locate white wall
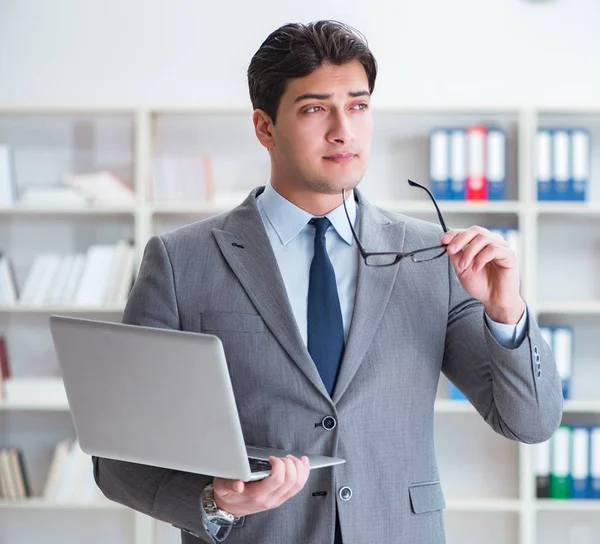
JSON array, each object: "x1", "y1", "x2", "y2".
[{"x1": 0, "y1": 0, "x2": 599, "y2": 109}]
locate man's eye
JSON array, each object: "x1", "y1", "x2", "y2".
[
  {"x1": 353, "y1": 103, "x2": 369, "y2": 111},
  {"x1": 305, "y1": 106, "x2": 324, "y2": 114}
]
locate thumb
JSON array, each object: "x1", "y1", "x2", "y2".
[{"x1": 215, "y1": 478, "x2": 245, "y2": 497}]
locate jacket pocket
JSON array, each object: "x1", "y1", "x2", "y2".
[
  {"x1": 201, "y1": 312, "x2": 264, "y2": 333},
  {"x1": 408, "y1": 481, "x2": 446, "y2": 514}
]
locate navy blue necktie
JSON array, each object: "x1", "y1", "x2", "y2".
[
  {"x1": 308, "y1": 218, "x2": 344, "y2": 544},
  {"x1": 307, "y1": 217, "x2": 344, "y2": 396}
]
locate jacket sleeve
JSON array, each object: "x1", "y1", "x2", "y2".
[
  {"x1": 92, "y1": 235, "x2": 220, "y2": 543},
  {"x1": 441, "y1": 256, "x2": 563, "y2": 444}
]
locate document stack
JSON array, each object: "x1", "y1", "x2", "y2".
[
  {"x1": 429, "y1": 126, "x2": 506, "y2": 201},
  {"x1": 537, "y1": 128, "x2": 591, "y2": 201}
]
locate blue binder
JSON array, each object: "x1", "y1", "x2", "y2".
[
  {"x1": 429, "y1": 129, "x2": 451, "y2": 200},
  {"x1": 570, "y1": 128, "x2": 590, "y2": 201},
  {"x1": 449, "y1": 128, "x2": 467, "y2": 200},
  {"x1": 537, "y1": 129, "x2": 553, "y2": 201},
  {"x1": 570, "y1": 427, "x2": 591, "y2": 499},
  {"x1": 553, "y1": 129, "x2": 571, "y2": 201},
  {"x1": 487, "y1": 128, "x2": 506, "y2": 200}
]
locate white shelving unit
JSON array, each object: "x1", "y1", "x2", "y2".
[{"x1": 0, "y1": 106, "x2": 599, "y2": 544}]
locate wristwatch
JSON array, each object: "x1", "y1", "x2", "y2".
[{"x1": 201, "y1": 483, "x2": 241, "y2": 527}]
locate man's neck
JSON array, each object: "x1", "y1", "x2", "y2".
[{"x1": 270, "y1": 180, "x2": 351, "y2": 217}]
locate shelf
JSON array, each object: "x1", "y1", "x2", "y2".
[
  {"x1": 536, "y1": 499, "x2": 600, "y2": 512},
  {"x1": 445, "y1": 499, "x2": 521, "y2": 512},
  {"x1": 536, "y1": 301, "x2": 600, "y2": 315},
  {"x1": 536, "y1": 202, "x2": 600, "y2": 216},
  {"x1": 0, "y1": 304, "x2": 125, "y2": 315},
  {"x1": 0, "y1": 205, "x2": 136, "y2": 217},
  {"x1": 562, "y1": 400, "x2": 600, "y2": 414},
  {"x1": 0, "y1": 498, "x2": 124, "y2": 510},
  {"x1": 0, "y1": 400, "x2": 69, "y2": 412},
  {"x1": 434, "y1": 399, "x2": 476, "y2": 413},
  {"x1": 369, "y1": 200, "x2": 521, "y2": 215}
]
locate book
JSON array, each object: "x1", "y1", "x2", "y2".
[
  {"x1": 486, "y1": 128, "x2": 506, "y2": 200},
  {"x1": 429, "y1": 129, "x2": 450, "y2": 200},
  {"x1": 466, "y1": 126, "x2": 487, "y2": 200},
  {"x1": 535, "y1": 439, "x2": 551, "y2": 498},
  {"x1": 549, "y1": 425, "x2": 571, "y2": 499}
]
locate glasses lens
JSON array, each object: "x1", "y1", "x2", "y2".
[
  {"x1": 365, "y1": 253, "x2": 402, "y2": 266},
  {"x1": 411, "y1": 248, "x2": 447, "y2": 263}
]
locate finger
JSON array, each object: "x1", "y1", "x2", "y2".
[
  {"x1": 278, "y1": 456, "x2": 309, "y2": 504},
  {"x1": 446, "y1": 226, "x2": 487, "y2": 256},
  {"x1": 251, "y1": 457, "x2": 286, "y2": 498},
  {"x1": 266, "y1": 456, "x2": 298, "y2": 505},
  {"x1": 213, "y1": 477, "x2": 245, "y2": 498},
  {"x1": 456, "y1": 234, "x2": 498, "y2": 271},
  {"x1": 440, "y1": 229, "x2": 462, "y2": 246},
  {"x1": 471, "y1": 244, "x2": 513, "y2": 272}
]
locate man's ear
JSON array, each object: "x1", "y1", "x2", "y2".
[{"x1": 253, "y1": 109, "x2": 276, "y2": 151}]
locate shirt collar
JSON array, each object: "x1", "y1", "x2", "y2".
[{"x1": 258, "y1": 182, "x2": 357, "y2": 246}]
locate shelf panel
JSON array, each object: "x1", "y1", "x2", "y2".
[
  {"x1": 0, "y1": 400, "x2": 69, "y2": 411},
  {"x1": 434, "y1": 399, "x2": 476, "y2": 413},
  {"x1": 537, "y1": 301, "x2": 600, "y2": 315},
  {"x1": 0, "y1": 305, "x2": 125, "y2": 315},
  {"x1": 536, "y1": 202, "x2": 600, "y2": 216},
  {"x1": 563, "y1": 400, "x2": 600, "y2": 413},
  {"x1": 379, "y1": 200, "x2": 522, "y2": 215},
  {"x1": 0, "y1": 498, "x2": 125, "y2": 510},
  {"x1": 0, "y1": 205, "x2": 136, "y2": 217},
  {"x1": 446, "y1": 499, "x2": 521, "y2": 512},
  {"x1": 536, "y1": 499, "x2": 600, "y2": 512}
]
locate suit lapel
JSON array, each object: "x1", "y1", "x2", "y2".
[
  {"x1": 332, "y1": 195, "x2": 406, "y2": 404},
  {"x1": 212, "y1": 188, "x2": 331, "y2": 401}
]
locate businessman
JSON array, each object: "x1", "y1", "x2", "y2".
[{"x1": 93, "y1": 20, "x2": 563, "y2": 544}]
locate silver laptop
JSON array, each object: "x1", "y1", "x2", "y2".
[{"x1": 49, "y1": 315, "x2": 345, "y2": 482}]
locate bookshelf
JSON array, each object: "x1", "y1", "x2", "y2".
[{"x1": 0, "y1": 106, "x2": 599, "y2": 544}]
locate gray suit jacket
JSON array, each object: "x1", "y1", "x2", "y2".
[{"x1": 93, "y1": 187, "x2": 563, "y2": 544}]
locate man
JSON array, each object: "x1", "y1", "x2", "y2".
[{"x1": 93, "y1": 20, "x2": 563, "y2": 544}]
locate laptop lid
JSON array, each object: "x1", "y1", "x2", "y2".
[{"x1": 49, "y1": 315, "x2": 254, "y2": 481}]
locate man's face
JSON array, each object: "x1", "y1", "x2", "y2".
[{"x1": 265, "y1": 60, "x2": 372, "y2": 196}]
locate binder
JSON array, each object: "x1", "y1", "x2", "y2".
[
  {"x1": 449, "y1": 129, "x2": 467, "y2": 200},
  {"x1": 429, "y1": 129, "x2": 451, "y2": 200},
  {"x1": 466, "y1": 126, "x2": 487, "y2": 200},
  {"x1": 448, "y1": 382, "x2": 467, "y2": 401},
  {"x1": 570, "y1": 427, "x2": 590, "y2": 499},
  {"x1": 487, "y1": 128, "x2": 506, "y2": 200},
  {"x1": 535, "y1": 439, "x2": 551, "y2": 498},
  {"x1": 540, "y1": 326, "x2": 553, "y2": 353},
  {"x1": 552, "y1": 129, "x2": 570, "y2": 201},
  {"x1": 591, "y1": 427, "x2": 600, "y2": 499},
  {"x1": 537, "y1": 130, "x2": 553, "y2": 201},
  {"x1": 570, "y1": 129, "x2": 590, "y2": 201},
  {"x1": 553, "y1": 327, "x2": 573, "y2": 399},
  {"x1": 549, "y1": 425, "x2": 571, "y2": 499}
]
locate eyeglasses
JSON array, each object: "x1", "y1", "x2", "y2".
[{"x1": 342, "y1": 179, "x2": 449, "y2": 267}]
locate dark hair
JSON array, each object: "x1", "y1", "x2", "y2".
[{"x1": 247, "y1": 20, "x2": 377, "y2": 124}]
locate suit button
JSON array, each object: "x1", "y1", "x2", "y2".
[
  {"x1": 322, "y1": 416, "x2": 337, "y2": 430},
  {"x1": 339, "y1": 486, "x2": 353, "y2": 501}
]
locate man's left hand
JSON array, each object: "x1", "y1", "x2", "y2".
[{"x1": 441, "y1": 226, "x2": 526, "y2": 325}]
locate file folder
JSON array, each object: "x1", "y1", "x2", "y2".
[
  {"x1": 553, "y1": 327, "x2": 573, "y2": 399},
  {"x1": 466, "y1": 126, "x2": 487, "y2": 200},
  {"x1": 449, "y1": 129, "x2": 467, "y2": 200},
  {"x1": 592, "y1": 427, "x2": 600, "y2": 499},
  {"x1": 487, "y1": 128, "x2": 506, "y2": 200},
  {"x1": 552, "y1": 129, "x2": 570, "y2": 201},
  {"x1": 535, "y1": 439, "x2": 551, "y2": 498},
  {"x1": 537, "y1": 130, "x2": 553, "y2": 201},
  {"x1": 570, "y1": 129, "x2": 590, "y2": 201},
  {"x1": 571, "y1": 427, "x2": 591, "y2": 499},
  {"x1": 430, "y1": 129, "x2": 451, "y2": 200},
  {"x1": 550, "y1": 425, "x2": 571, "y2": 499}
]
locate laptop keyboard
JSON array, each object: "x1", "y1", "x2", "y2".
[{"x1": 248, "y1": 457, "x2": 272, "y2": 473}]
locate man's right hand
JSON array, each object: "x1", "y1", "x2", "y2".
[{"x1": 213, "y1": 455, "x2": 311, "y2": 518}]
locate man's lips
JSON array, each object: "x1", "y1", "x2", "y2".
[{"x1": 324, "y1": 153, "x2": 356, "y2": 163}]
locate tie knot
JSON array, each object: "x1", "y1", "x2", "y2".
[{"x1": 310, "y1": 217, "x2": 331, "y2": 237}]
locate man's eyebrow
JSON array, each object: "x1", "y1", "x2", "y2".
[{"x1": 293, "y1": 90, "x2": 371, "y2": 103}]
